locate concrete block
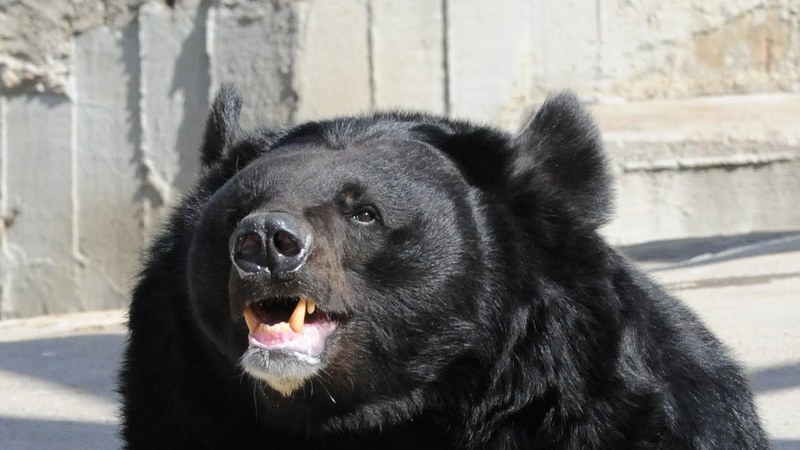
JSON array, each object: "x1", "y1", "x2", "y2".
[
  {"x1": 208, "y1": 1, "x2": 297, "y2": 127},
  {"x1": 595, "y1": 94, "x2": 800, "y2": 245},
  {"x1": 73, "y1": 25, "x2": 143, "y2": 311},
  {"x1": 1, "y1": 94, "x2": 78, "y2": 318},
  {"x1": 292, "y1": 0, "x2": 371, "y2": 121},
  {"x1": 370, "y1": 0, "x2": 445, "y2": 114},
  {"x1": 446, "y1": 0, "x2": 537, "y2": 127},
  {"x1": 139, "y1": 0, "x2": 209, "y2": 222}
]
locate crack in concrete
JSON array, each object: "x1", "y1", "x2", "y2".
[
  {"x1": 441, "y1": 0, "x2": 450, "y2": 116},
  {"x1": 622, "y1": 151, "x2": 799, "y2": 173},
  {"x1": 0, "y1": 96, "x2": 7, "y2": 318},
  {"x1": 366, "y1": 0, "x2": 375, "y2": 111},
  {"x1": 68, "y1": 51, "x2": 89, "y2": 268}
]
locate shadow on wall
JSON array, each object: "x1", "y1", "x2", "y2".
[{"x1": 168, "y1": 2, "x2": 211, "y2": 193}]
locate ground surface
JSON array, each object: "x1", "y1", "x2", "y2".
[{"x1": 0, "y1": 232, "x2": 798, "y2": 449}]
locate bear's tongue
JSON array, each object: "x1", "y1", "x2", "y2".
[{"x1": 243, "y1": 299, "x2": 335, "y2": 358}]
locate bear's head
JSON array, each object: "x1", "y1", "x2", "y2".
[{"x1": 184, "y1": 85, "x2": 611, "y2": 430}]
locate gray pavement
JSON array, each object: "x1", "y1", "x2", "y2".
[
  {"x1": 0, "y1": 232, "x2": 798, "y2": 449},
  {"x1": 0, "y1": 312, "x2": 125, "y2": 449}
]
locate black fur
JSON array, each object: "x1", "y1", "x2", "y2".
[
  {"x1": 200, "y1": 83, "x2": 242, "y2": 167},
  {"x1": 120, "y1": 87, "x2": 768, "y2": 449}
]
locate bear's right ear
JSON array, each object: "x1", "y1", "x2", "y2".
[{"x1": 201, "y1": 84, "x2": 242, "y2": 167}]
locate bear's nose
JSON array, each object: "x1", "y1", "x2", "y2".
[{"x1": 230, "y1": 212, "x2": 313, "y2": 277}]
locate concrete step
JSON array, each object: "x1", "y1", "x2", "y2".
[{"x1": 591, "y1": 93, "x2": 800, "y2": 245}]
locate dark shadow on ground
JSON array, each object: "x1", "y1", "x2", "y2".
[
  {"x1": 0, "y1": 417, "x2": 119, "y2": 450},
  {"x1": 752, "y1": 362, "x2": 800, "y2": 393},
  {"x1": 772, "y1": 439, "x2": 800, "y2": 450},
  {"x1": 0, "y1": 333, "x2": 125, "y2": 402},
  {"x1": 621, "y1": 231, "x2": 800, "y2": 271}
]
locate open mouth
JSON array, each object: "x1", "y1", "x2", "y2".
[{"x1": 243, "y1": 297, "x2": 337, "y2": 361}]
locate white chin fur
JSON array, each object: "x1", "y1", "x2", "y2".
[{"x1": 240, "y1": 347, "x2": 320, "y2": 397}]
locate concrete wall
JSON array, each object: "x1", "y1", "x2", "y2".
[{"x1": 1, "y1": 0, "x2": 799, "y2": 318}]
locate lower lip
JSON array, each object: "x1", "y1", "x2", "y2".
[{"x1": 248, "y1": 320, "x2": 338, "y2": 358}]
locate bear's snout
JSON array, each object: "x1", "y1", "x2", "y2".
[{"x1": 229, "y1": 212, "x2": 313, "y2": 278}]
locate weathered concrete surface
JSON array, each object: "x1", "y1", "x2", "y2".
[
  {"x1": 139, "y1": 0, "x2": 209, "y2": 225},
  {"x1": 0, "y1": 0, "x2": 143, "y2": 94},
  {"x1": 599, "y1": 0, "x2": 800, "y2": 101},
  {"x1": 446, "y1": 0, "x2": 800, "y2": 131},
  {"x1": 74, "y1": 25, "x2": 143, "y2": 313},
  {"x1": 208, "y1": 1, "x2": 297, "y2": 127},
  {"x1": 3, "y1": 0, "x2": 800, "y2": 110},
  {"x1": 371, "y1": 0, "x2": 446, "y2": 114},
  {"x1": 0, "y1": 233, "x2": 798, "y2": 449},
  {"x1": 210, "y1": 0, "x2": 373, "y2": 125},
  {"x1": 0, "y1": 97, "x2": 6, "y2": 315},
  {"x1": 446, "y1": 0, "x2": 535, "y2": 125},
  {"x1": 596, "y1": 93, "x2": 800, "y2": 245},
  {"x1": 293, "y1": 0, "x2": 372, "y2": 121},
  {"x1": 1, "y1": 95, "x2": 79, "y2": 318},
  {"x1": 1, "y1": 0, "x2": 800, "y2": 318}
]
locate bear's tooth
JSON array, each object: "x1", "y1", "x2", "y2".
[
  {"x1": 243, "y1": 307, "x2": 259, "y2": 334},
  {"x1": 289, "y1": 299, "x2": 306, "y2": 333},
  {"x1": 306, "y1": 299, "x2": 316, "y2": 315}
]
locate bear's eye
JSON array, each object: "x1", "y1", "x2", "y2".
[{"x1": 351, "y1": 207, "x2": 377, "y2": 224}]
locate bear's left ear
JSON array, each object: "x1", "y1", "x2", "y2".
[
  {"x1": 201, "y1": 83, "x2": 243, "y2": 167},
  {"x1": 512, "y1": 92, "x2": 612, "y2": 229}
]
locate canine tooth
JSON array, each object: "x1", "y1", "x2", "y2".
[
  {"x1": 306, "y1": 299, "x2": 316, "y2": 315},
  {"x1": 289, "y1": 299, "x2": 307, "y2": 333},
  {"x1": 243, "y1": 307, "x2": 259, "y2": 334}
]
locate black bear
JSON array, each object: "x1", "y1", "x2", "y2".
[{"x1": 119, "y1": 85, "x2": 768, "y2": 449}]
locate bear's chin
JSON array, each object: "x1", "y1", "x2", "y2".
[{"x1": 240, "y1": 346, "x2": 324, "y2": 396}]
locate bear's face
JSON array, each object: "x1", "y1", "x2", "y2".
[
  {"x1": 187, "y1": 134, "x2": 487, "y2": 399},
  {"x1": 178, "y1": 85, "x2": 611, "y2": 427}
]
